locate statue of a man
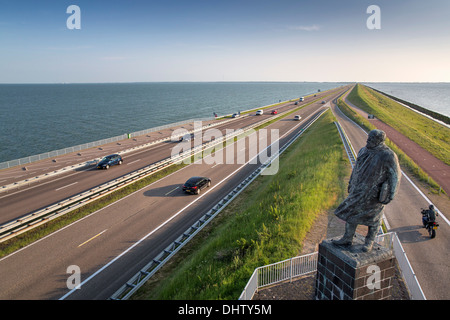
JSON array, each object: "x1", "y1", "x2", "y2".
[{"x1": 333, "y1": 129, "x2": 401, "y2": 252}]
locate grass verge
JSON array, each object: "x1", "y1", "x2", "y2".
[{"x1": 131, "y1": 109, "x2": 351, "y2": 300}]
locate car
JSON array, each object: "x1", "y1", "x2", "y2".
[
  {"x1": 321, "y1": 100, "x2": 326, "y2": 104},
  {"x1": 255, "y1": 110, "x2": 263, "y2": 115},
  {"x1": 179, "y1": 133, "x2": 193, "y2": 142},
  {"x1": 97, "y1": 154, "x2": 123, "y2": 169},
  {"x1": 271, "y1": 110, "x2": 278, "y2": 115},
  {"x1": 299, "y1": 97, "x2": 304, "y2": 102},
  {"x1": 294, "y1": 115, "x2": 301, "y2": 121},
  {"x1": 232, "y1": 113, "x2": 240, "y2": 118},
  {"x1": 182, "y1": 176, "x2": 211, "y2": 195}
]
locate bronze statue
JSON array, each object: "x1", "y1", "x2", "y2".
[{"x1": 333, "y1": 129, "x2": 401, "y2": 252}]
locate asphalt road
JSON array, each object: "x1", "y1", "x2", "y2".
[
  {"x1": 331, "y1": 94, "x2": 450, "y2": 300},
  {"x1": 0, "y1": 87, "x2": 349, "y2": 299}
]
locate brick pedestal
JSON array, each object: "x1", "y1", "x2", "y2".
[{"x1": 315, "y1": 234, "x2": 396, "y2": 300}]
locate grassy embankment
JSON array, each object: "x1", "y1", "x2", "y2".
[
  {"x1": 336, "y1": 84, "x2": 447, "y2": 193},
  {"x1": 132, "y1": 109, "x2": 351, "y2": 300}
]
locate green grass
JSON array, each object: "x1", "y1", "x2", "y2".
[
  {"x1": 347, "y1": 84, "x2": 450, "y2": 165},
  {"x1": 132, "y1": 109, "x2": 350, "y2": 300}
]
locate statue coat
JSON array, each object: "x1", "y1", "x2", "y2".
[{"x1": 334, "y1": 143, "x2": 401, "y2": 227}]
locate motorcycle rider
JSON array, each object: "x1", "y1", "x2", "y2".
[{"x1": 422, "y1": 204, "x2": 438, "y2": 227}]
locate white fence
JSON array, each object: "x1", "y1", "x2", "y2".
[
  {"x1": 239, "y1": 232, "x2": 426, "y2": 300},
  {"x1": 239, "y1": 252, "x2": 318, "y2": 300}
]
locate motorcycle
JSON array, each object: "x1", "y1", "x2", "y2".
[{"x1": 421, "y1": 208, "x2": 439, "y2": 239}]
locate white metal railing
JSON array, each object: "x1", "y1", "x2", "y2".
[
  {"x1": 239, "y1": 252, "x2": 318, "y2": 300},
  {"x1": 239, "y1": 232, "x2": 425, "y2": 300}
]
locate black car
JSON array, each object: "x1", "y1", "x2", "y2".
[
  {"x1": 182, "y1": 176, "x2": 211, "y2": 195},
  {"x1": 97, "y1": 154, "x2": 123, "y2": 169}
]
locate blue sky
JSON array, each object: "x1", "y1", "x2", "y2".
[{"x1": 1, "y1": 0, "x2": 449, "y2": 83}]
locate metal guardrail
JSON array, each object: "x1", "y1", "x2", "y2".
[
  {"x1": 109, "y1": 108, "x2": 329, "y2": 300},
  {"x1": 334, "y1": 121, "x2": 357, "y2": 168},
  {"x1": 0, "y1": 108, "x2": 292, "y2": 243}
]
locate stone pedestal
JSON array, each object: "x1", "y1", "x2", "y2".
[{"x1": 315, "y1": 234, "x2": 396, "y2": 300}]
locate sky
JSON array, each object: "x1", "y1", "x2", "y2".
[{"x1": 1, "y1": 0, "x2": 449, "y2": 83}]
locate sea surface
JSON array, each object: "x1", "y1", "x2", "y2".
[{"x1": 0, "y1": 82, "x2": 448, "y2": 163}]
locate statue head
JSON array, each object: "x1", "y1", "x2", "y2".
[{"x1": 366, "y1": 129, "x2": 386, "y2": 149}]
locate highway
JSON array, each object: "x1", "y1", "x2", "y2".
[
  {"x1": 331, "y1": 91, "x2": 450, "y2": 300},
  {"x1": 0, "y1": 86, "x2": 349, "y2": 299}
]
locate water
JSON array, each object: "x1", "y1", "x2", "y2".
[
  {"x1": 364, "y1": 82, "x2": 450, "y2": 118},
  {"x1": 0, "y1": 82, "x2": 345, "y2": 163}
]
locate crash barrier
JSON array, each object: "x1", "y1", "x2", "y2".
[
  {"x1": 108, "y1": 108, "x2": 329, "y2": 300},
  {"x1": 239, "y1": 232, "x2": 425, "y2": 300},
  {"x1": 0, "y1": 105, "x2": 310, "y2": 243},
  {"x1": 334, "y1": 121, "x2": 357, "y2": 168}
]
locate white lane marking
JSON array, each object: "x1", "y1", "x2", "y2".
[
  {"x1": 126, "y1": 159, "x2": 141, "y2": 166},
  {"x1": 78, "y1": 229, "x2": 108, "y2": 248},
  {"x1": 55, "y1": 182, "x2": 78, "y2": 191},
  {"x1": 165, "y1": 186, "x2": 179, "y2": 196}
]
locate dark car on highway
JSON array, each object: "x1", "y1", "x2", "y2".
[
  {"x1": 97, "y1": 154, "x2": 123, "y2": 169},
  {"x1": 182, "y1": 176, "x2": 211, "y2": 195}
]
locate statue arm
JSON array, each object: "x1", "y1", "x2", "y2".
[{"x1": 379, "y1": 153, "x2": 401, "y2": 204}]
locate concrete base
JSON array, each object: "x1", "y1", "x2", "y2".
[{"x1": 315, "y1": 234, "x2": 396, "y2": 300}]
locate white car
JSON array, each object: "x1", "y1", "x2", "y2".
[
  {"x1": 294, "y1": 115, "x2": 301, "y2": 121},
  {"x1": 179, "y1": 133, "x2": 192, "y2": 142},
  {"x1": 256, "y1": 110, "x2": 263, "y2": 115}
]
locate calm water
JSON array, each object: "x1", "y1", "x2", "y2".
[
  {"x1": 1, "y1": 82, "x2": 448, "y2": 163},
  {"x1": 0, "y1": 82, "x2": 345, "y2": 162}
]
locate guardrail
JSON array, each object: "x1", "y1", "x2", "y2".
[
  {"x1": 0, "y1": 106, "x2": 300, "y2": 243},
  {"x1": 334, "y1": 121, "x2": 357, "y2": 168},
  {"x1": 108, "y1": 108, "x2": 329, "y2": 300}
]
